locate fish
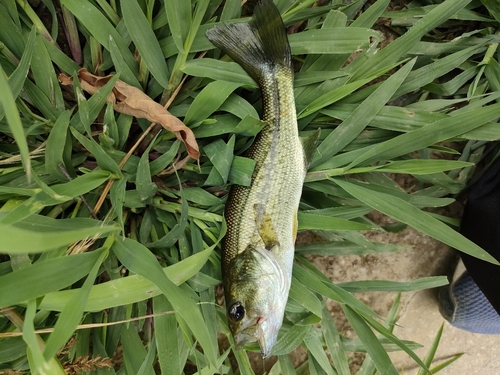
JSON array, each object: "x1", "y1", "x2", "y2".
[{"x1": 206, "y1": 0, "x2": 319, "y2": 358}]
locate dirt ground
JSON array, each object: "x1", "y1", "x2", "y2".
[{"x1": 291, "y1": 208, "x2": 500, "y2": 374}]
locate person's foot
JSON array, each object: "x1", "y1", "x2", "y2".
[
  {"x1": 439, "y1": 155, "x2": 500, "y2": 334},
  {"x1": 439, "y1": 259, "x2": 500, "y2": 334}
]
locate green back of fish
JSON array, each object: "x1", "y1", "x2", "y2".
[{"x1": 207, "y1": 0, "x2": 302, "y2": 267}]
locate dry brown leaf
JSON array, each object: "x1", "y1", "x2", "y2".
[{"x1": 59, "y1": 68, "x2": 200, "y2": 160}]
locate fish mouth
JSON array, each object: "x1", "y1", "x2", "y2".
[
  {"x1": 232, "y1": 316, "x2": 259, "y2": 350},
  {"x1": 257, "y1": 319, "x2": 280, "y2": 358},
  {"x1": 233, "y1": 330, "x2": 257, "y2": 351},
  {"x1": 233, "y1": 318, "x2": 280, "y2": 358}
]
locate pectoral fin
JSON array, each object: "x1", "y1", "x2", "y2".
[
  {"x1": 253, "y1": 203, "x2": 280, "y2": 250},
  {"x1": 301, "y1": 128, "x2": 321, "y2": 169}
]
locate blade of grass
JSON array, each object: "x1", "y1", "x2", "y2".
[
  {"x1": 3, "y1": 27, "x2": 36, "y2": 108},
  {"x1": 298, "y1": 212, "x2": 375, "y2": 231},
  {"x1": 358, "y1": 294, "x2": 401, "y2": 375},
  {"x1": 312, "y1": 58, "x2": 415, "y2": 166},
  {"x1": 0, "y1": 170, "x2": 112, "y2": 225},
  {"x1": 343, "y1": 305, "x2": 399, "y2": 375},
  {"x1": 153, "y1": 295, "x2": 181, "y2": 375},
  {"x1": 0, "y1": 213, "x2": 117, "y2": 254},
  {"x1": 322, "y1": 306, "x2": 350, "y2": 375},
  {"x1": 108, "y1": 35, "x2": 142, "y2": 88},
  {"x1": 137, "y1": 334, "x2": 157, "y2": 375},
  {"x1": 348, "y1": 102, "x2": 500, "y2": 168},
  {"x1": 289, "y1": 28, "x2": 378, "y2": 55},
  {"x1": 289, "y1": 276, "x2": 323, "y2": 317},
  {"x1": 31, "y1": 33, "x2": 64, "y2": 112},
  {"x1": 167, "y1": 0, "x2": 210, "y2": 90},
  {"x1": 303, "y1": 330, "x2": 335, "y2": 375},
  {"x1": 148, "y1": 173, "x2": 189, "y2": 248},
  {"x1": 298, "y1": 77, "x2": 373, "y2": 119},
  {"x1": 350, "y1": 0, "x2": 474, "y2": 80},
  {"x1": 41, "y1": 36, "x2": 80, "y2": 74},
  {"x1": 45, "y1": 110, "x2": 73, "y2": 182},
  {"x1": 334, "y1": 178, "x2": 499, "y2": 264},
  {"x1": 0, "y1": 2, "x2": 25, "y2": 57},
  {"x1": 0, "y1": 250, "x2": 105, "y2": 308},
  {"x1": 351, "y1": 0, "x2": 390, "y2": 28},
  {"x1": 61, "y1": 3, "x2": 82, "y2": 63},
  {"x1": 43, "y1": 244, "x2": 110, "y2": 360},
  {"x1": 0, "y1": 65, "x2": 31, "y2": 182},
  {"x1": 22, "y1": 300, "x2": 66, "y2": 375},
  {"x1": 181, "y1": 58, "x2": 257, "y2": 87},
  {"x1": 136, "y1": 141, "x2": 158, "y2": 203},
  {"x1": 307, "y1": 160, "x2": 473, "y2": 182},
  {"x1": 394, "y1": 43, "x2": 487, "y2": 98},
  {"x1": 165, "y1": 0, "x2": 191, "y2": 53},
  {"x1": 122, "y1": 0, "x2": 169, "y2": 88},
  {"x1": 61, "y1": 0, "x2": 138, "y2": 75},
  {"x1": 70, "y1": 127, "x2": 122, "y2": 177},
  {"x1": 39, "y1": 246, "x2": 215, "y2": 311},
  {"x1": 203, "y1": 136, "x2": 235, "y2": 186},
  {"x1": 337, "y1": 276, "x2": 448, "y2": 293},
  {"x1": 184, "y1": 80, "x2": 242, "y2": 126},
  {"x1": 272, "y1": 323, "x2": 313, "y2": 356},
  {"x1": 416, "y1": 323, "x2": 444, "y2": 375},
  {"x1": 111, "y1": 236, "x2": 218, "y2": 366},
  {"x1": 430, "y1": 353, "x2": 464, "y2": 373},
  {"x1": 121, "y1": 323, "x2": 152, "y2": 375}
]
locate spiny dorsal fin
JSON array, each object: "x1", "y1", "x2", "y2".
[
  {"x1": 205, "y1": 0, "x2": 291, "y2": 83},
  {"x1": 301, "y1": 128, "x2": 321, "y2": 169}
]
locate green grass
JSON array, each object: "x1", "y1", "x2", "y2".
[{"x1": 0, "y1": 0, "x2": 499, "y2": 373}]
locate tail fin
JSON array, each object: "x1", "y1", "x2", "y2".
[{"x1": 206, "y1": 0, "x2": 291, "y2": 83}]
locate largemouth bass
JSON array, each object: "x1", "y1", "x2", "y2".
[{"x1": 206, "y1": 0, "x2": 318, "y2": 357}]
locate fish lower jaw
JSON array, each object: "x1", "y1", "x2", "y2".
[
  {"x1": 233, "y1": 330, "x2": 258, "y2": 350},
  {"x1": 234, "y1": 316, "x2": 282, "y2": 357}
]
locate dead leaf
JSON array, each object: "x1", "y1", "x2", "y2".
[{"x1": 59, "y1": 68, "x2": 200, "y2": 160}]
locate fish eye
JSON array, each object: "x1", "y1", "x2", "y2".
[{"x1": 229, "y1": 302, "x2": 245, "y2": 321}]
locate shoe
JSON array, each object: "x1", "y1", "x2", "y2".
[
  {"x1": 439, "y1": 259, "x2": 500, "y2": 334},
  {"x1": 439, "y1": 156, "x2": 500, "y2": 333}
]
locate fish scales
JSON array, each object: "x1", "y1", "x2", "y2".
[
  {"x1": 206, "y1": 0, "x2": 312, "y2": 358},
  {"x1": 224, "y1": 69, "x2": 303, "y2": 269}
]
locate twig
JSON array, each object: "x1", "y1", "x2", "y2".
[
  {"x1": 0, "y1": 300, "x2": 219, "y2": 338},
  {"x1": 58, "y1": 163, "x2": 98, "y2": 219},
  {"x1": 0, "y1": 310, "x2": 176, "y2": 338},
  {"x1": 0, "y1": 141, "x2": 46, "y2": 165}
]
